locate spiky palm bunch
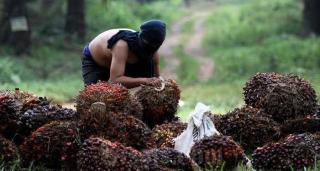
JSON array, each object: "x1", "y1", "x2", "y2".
[
  {"x1": 190, "y1": 135, "x2": 246, "y2": 170},
  {"x1": 79, "y1": 110, "x2": 153, "y2": 150},
  {"x1": 252, "y1": 133, "x2": 320, "y2": 171},
  {"x1": 213, "y1": 106, "x2": 280, "y2": 152},
  {"x1": 143, "y1": 148, "x2": 198, "y2": 171},
  {"x1": 244, "y1": 72, "x2": 317, "y2": 122},
  {"x1": 280, "y1": 115, "x2": 320, "y2": 138},
  {"x1": 135, "y1": 79, "x2": 181, "y2": 128},
  {"x1": 0, "y1": 90, "x2": 52, "y2": 144},
  {"x1": 0, "y1": 135, "x2": 17, "y2": 165},
  {"x1": 77, "y1": 137, "x2": 143, "y2": 171},
  {"x1": 151, "y1": 121, "x2": 187, "y2": 148},
  {"x1": 20, "y1": 121, "x2": 80, "y2": 169},
  {"x1": 18, "y1": 104, "x2": 77, "y2": 138},
  {"x1": 0, "y1": 93, "x2": 20, "y2": 139},
  {"x1": 76, "y1": 82, "x2": 143, "y2": 120}
]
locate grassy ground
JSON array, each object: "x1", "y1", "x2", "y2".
[{"x1": 0, "y1": 46, "x2": 83, "y2": 103}]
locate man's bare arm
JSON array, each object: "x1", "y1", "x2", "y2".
[
  {"x1": 153, "y1": 52, "x2": 160, "y2": 77},
  {"x1": 109, "y1": 40, "x2": 148, "y2": 88}
]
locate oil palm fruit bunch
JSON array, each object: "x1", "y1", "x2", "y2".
[
  {"x1": 0, "y1": 135, "x2": 17, "y2": 165},
  {"x1": 252, "y1": 133, "x2": 320, "y2": 171},
  {"x1": 76, "y1": 82, "x2": 143, "y2": 120},
  {"x1": 214, "y1": 106, "x2": 280, "y2": 152},
  {"x1": 280, "y1": 115, "x2": 320, "y2": 137},
  {"x1": 135, "y1": 79, "x2": 180, "y2": 128},
  {"x1": 244, "y1": 72, "x2": 317, "y2": 123},
  {"x1": 17, "y1": 104, "x2": 77, "y2": 139},
  {"x1": 151, "y1": 121, "x2": 186, "y2": 148},
  {"x1": 79, "y1": 102, "x2": 153, "y2": 150},
  {"x1": 208, "y1": 112, "x2": 223, "y2": 127},
  {"x1": 20, "y1": 121, "x2": 80, "y2": 169},
  {"x1": 0, "y1": 90, "x2": 51, "y2": 143},
  {"x1": 0, "y1": 92, "x2": 20, "y2": 139},
  {"x1": 77, "y1": 137, "x2": 144, "y2": 171},
  {"x1": 190, "y1": 135, "x2": 246, "y2": 170},
  {"x1": 143, "y1": 148, "x2": 199, "y2": 171}
]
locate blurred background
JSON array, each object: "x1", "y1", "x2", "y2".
[{"x1": 0, "y1": 0, "x2": 319, "y2": 120}]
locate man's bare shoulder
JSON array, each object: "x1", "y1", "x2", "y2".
[{"x1": 113, "y1": 39, "x2": 128, "y2": 49}]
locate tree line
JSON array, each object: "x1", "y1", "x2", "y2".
[{"x1": 0, "y1": 0, "x2": 319, "y2": 55}]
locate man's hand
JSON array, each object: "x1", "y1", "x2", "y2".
[{"x1": 144, "y1": 77, "x2": 162, "y2": 87}]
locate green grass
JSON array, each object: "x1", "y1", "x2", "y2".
[
  {"x1": 177, "y1": 81, "x2": 244, "y2": 121},
  {"x1": 0, "y1": 46, "x2": 83, "y2": 103},
  {"x1": 175, "y1": 44, "x2": 200, "y2": 85},
  {"x1": 203, "y1": 0, "x2": 320, "y2": 82}
]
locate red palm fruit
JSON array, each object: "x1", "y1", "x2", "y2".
[
  {"x1": 280, "y1": 115, "x2": 320, "y2": 138},
  {"x1": 151, "y1": 121, "x2": 187, "y2": 148},
  {"x1": 0, "y1": 135, "x2": 17, "y2": 165},
  {"x1": 244, "y1": 72, "x2": 317, "y2": 123},
  {"x1": 20, "y1": 121, "x2": 80, "y2": 170},
  {"x1": 0, "y1": 90, "x2": 52, "y2": 144},
  {"x1": 252, "y1": 133, "x2": 320, "y2": 171},
  {"x1": 213, "y1": 106, "x2": 280, "y2": 153},
  {"x1": 134, "y1": 79, "x2": 181, "y2": 128},
  {"x1": 190, "y1": 135, "x2": 246, "y2": 170},
  {"x1": 77, "y1": 137, "x2": 144, "y2": 171},
  {"x1": 79, "y1": 109, "x2": 154, "y2": 150},
  {"x1": 143, "y1": 148, "x2": 199, "y2": 171},
  {"x1": 76, "y1": 82, "x2": 143, "y2": 120}
]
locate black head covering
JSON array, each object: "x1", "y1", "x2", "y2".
[
  {"x1": 138, "y1": 19, "x2": 166, "y2": 54},
  {"x1": 107, "y1": 19, "x2": 166, "y2": 60},
  {"x1": 107, "y1": 20, "x2": 166, "y2": 78}
]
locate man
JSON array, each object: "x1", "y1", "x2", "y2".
[{"x1": 82, "y1": 19, "x2": 166, "y2": 88}]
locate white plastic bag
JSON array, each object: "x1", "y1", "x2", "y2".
[{"x1": 174, "y1": 102, "x2": 220, "y2": 156}]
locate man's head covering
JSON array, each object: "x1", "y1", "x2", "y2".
[
  {"x1": 138, "y1": 19, "x2": 166, "y2": 53},
  {"x1": 108, "y1": 19, "x2": 166, "y2": 60}
]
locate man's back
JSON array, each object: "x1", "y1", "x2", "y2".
[{"x1": 88, "y1": 28, "x2": 135, "y2": 67}]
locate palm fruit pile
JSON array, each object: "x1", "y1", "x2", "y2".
[
  {"x1": 190, "y1": 135, "x2": 246, "y2": 170},
  {"x1": 0, "y1": 90, "x2": 51, "y2": 143},
  {"x1": 135, "y1": 79, "x2": 180, "y2": 128},
  {"x1": 213, "y1": 106, "x2": 280, "y2": 152},
  {"x1": 77, "y1": 137, "x2": 144, "y2": 171},
  {"x1": 0, "y1": 91, "x2": 20, "y2": 139},
  {"x1": 252, "y1": 133, "x2": 320, "y2": 171},
  {"x1": 143, "y1": 148, "x2": 198, "y2": 171},
  {"x1": 20, "y1": 121, "x2": 80, "y2": 169},
  {"x1": 280, "y1": 115, "x2": 320, "y2": 137},
  {"x1": 0, "y1": 135, "x2": 17, "y2": 165},
  {"x1": 79, "y1": 108, "x2": 154, "y2": 150},
  {"x1": 76, "y1": 82, "x2": 143, "y2": 120},
  {"x1": 151, "y1": 121, "x2": 187, "y2": 148},
  {"x1": 17, "y1": 104, "x2": 77, "y2": 140},
  {"x1": 243, "y1": 72, "x2": 317, "y2": 123}
]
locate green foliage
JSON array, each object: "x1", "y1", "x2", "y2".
[
  {"x1": 0, "y1": 0, "x2": 185, "y2": 103},
  {"x1": 177, "y1": 0, "x2": 320, "y2": 120},
  {"x1": 206, "y1": 0, "x2": 302, "y2": 48},
  {"x1": 203, "y1": 0, "x2": 320, "y2": 91},
  {"x1": 175, "y1": 45, "x2": 200, "y2": 85},
  {"x1": 87, "y1": 0, "x2": 183, "y2": 38},
  {"x1": 0, "y1": 46, "x2": 82, "y2": 103}
]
